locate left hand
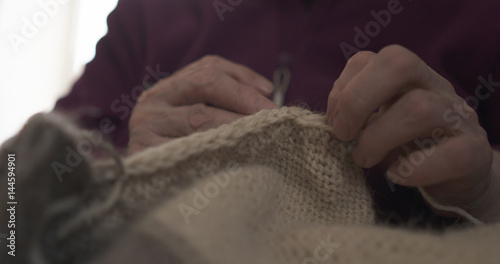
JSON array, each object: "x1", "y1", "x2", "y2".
[{"x1": 326, "y1": 45, "x2": 500, "y2": 223}]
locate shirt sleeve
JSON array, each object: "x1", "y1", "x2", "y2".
[{"x1": 54, "y1": 0, "x2": 147, "y2": 150}]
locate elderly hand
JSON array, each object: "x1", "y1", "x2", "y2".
[
  {"x1": 327, "y1": 45, "x2": 500, "y2": 223},
  {"x1": 128, "y1": 55, "x2": 276, "y2": 154}
]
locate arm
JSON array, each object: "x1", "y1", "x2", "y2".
[
  {"x1": 56, "y1": 0, "x2": 276, "y2": 154},
  {"x1": 54, "y1": 0, "x2": 147, "y2": 149}
]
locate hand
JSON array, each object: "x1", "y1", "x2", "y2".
[
  {"x1": 128, "y1": 55, "x2": 276, "y2": 154},
  {"x1": 326, "y1": 45, "x2": 500, "y2": 222}
]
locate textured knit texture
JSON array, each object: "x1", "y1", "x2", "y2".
[{"x1": 1, "y1": 107, "x2": 499, "y2": 264}]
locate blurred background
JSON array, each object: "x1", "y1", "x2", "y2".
[{"x1": 0, "y1": 0, "x2": 119, "y2": 144}]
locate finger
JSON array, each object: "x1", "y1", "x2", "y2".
[
  {"x1": 152, "y1": 104, "x2": 245, "y2": 136},
  {"x1": 195, "y1": 55, "x2": 274, "y2": 96},
  {"x1": 331, "y1": 45, "x2": 444, "y2": 141},
  {"x1": 176, "y1": 72, "x2": 277, "y2": 115},
  {"x1": 128, "y1": 104, "x2": 245, "y2": 154},
  {"x1": 128, "y1": 129, "x2": 172, "y2": 155},
  {"x1": 385, "y1": 135, "x2": 491, "y2": 187},
  {"x1": 327, "y1": 51, "x2": 376, "y2": 125},
  {"x1": 352, "y1": 89, "x2": 453, "y2": 168}
]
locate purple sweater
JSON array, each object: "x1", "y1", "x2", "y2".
[{"x1": 56, "y1": 0, "x2": 499, "y2": 149}]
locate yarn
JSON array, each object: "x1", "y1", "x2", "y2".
[{"x1": 1, "y1": 107, "x2": 498, "y2": 264}]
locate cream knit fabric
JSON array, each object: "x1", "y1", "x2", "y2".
[{"x1": 1, "y1": 107, "x2": 499, "y2": 264}]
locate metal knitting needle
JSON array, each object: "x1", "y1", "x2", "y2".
[{"x1": 272, "y1": 65, "x2": 291, "y2": 107}]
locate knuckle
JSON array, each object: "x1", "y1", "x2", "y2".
[
  {"x1": 379, "y1": 44, "x2": 411, "y2": 57},
  {"x1": 234, "y1": 86, "x2": 250, "y2": 109},
  {"x1": 348, "y1": 51, "x2": 376, "y2": 68},
  {"x1": 199, "y1": 54, "x2": 222, "y2": 66},
  {"x1": 338, "y1": 88, "x2": 367, "y2": 117},
  {"x1": 187, "y1": 104, "x2": 214, "y2": 131},
  {"x1": 440, "y1": 78, "x2": 455, "y2": 93},
  {"x1": 130, "y1": 103, "x2": 173, "y2": 133},
  {"x1": 137, "y1": 77, "x2": 173, "y2": 104},
  {"x1": 190, "y1": 68, "x2": 219, "y2": 91},
  {"x1": 460, "y1": 103, "x2": 481, "y2": 126},
  {"x1": 137, "y1": 87, "x2": 156, "y2": 103},
  {"x1": 402, "y1": 90, "x2": 435, "y2": 123},
  {"x1": 379, "y1": 45, "x2": 422, "y2": 77}
]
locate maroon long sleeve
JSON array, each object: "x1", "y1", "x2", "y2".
[{"x1": 56, "y1": 0, "x2": 500, "y2": 150}]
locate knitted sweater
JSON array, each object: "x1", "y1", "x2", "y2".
[{"x1": 1, "y1": 107, "x2": 499, "y2": 264}]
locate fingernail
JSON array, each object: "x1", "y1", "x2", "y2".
[
  {"x1": 332, "y1": 113, "x2": 351, "y2": 140},
  {"x1": 255, "y1": 78, "x2": 274, "y2": 94}
]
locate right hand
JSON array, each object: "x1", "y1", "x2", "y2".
[{"x1": 128, "y1": 55, "x2": 277, "y2": 154}]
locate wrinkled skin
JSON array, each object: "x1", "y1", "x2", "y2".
[
  {"x1": 129, "y1": 46, "x2": 500, "y2": 223},
  {"x1": 326, "y1": 45, "x2": 500, "y2": 223},
  {"x1": 128, "y1": 55, "x2": 277, "y2": 154}
]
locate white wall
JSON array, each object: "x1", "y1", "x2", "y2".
[{"x1": 0, "y1": 0, "x2": 119, "y2": 145}]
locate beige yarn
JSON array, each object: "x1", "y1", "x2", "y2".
[{"x1": 1, "y1": 107, "x2": 499, "y2": 264}]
